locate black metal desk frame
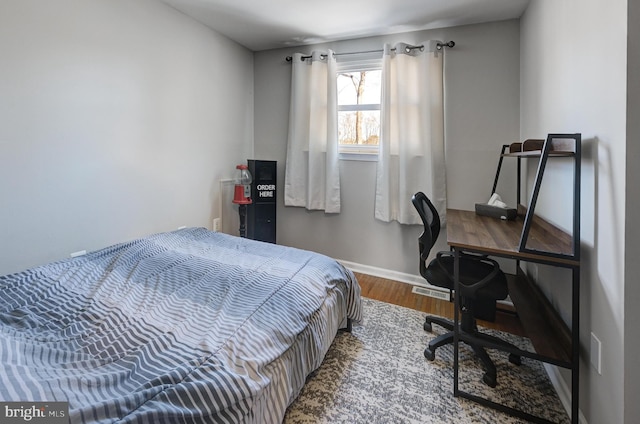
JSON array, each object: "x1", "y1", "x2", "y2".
[{"x1": 450, "y1": 134, "x2": 581, "y2": 424}]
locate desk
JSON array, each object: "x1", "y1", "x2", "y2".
[{"x1": 447, "y1": 208, "x2": 579, "y2": 424}]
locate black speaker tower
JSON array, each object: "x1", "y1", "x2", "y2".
[{"x1": 247, "y1": 160, "x2": 276, "y2": 243}]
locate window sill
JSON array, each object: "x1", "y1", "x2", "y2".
[{"x1": 339, "y1": 152, "x2": 379, "y2": 162}]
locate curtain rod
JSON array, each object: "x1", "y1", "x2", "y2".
[{"x1": 285, "y1": 40, "x2": 454, "y2": 62}]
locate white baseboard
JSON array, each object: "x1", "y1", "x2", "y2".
[
  {"x1": 544, "y1": 364, "x2": 588, "y2": 424},
  {"x1": 337, "y1": 259, "x2": 455, "y2": 297},
  {"x1": 337, "y1": 259, "x2": 427, "y2": 287}
]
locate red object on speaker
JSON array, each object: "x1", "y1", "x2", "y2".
[{"x1": 232, "y1": 164, "x2": 252, "y2": 205}]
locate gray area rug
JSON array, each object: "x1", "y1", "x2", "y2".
[{"x1": 284, "y1": 298, "x2": 569, "y2": 423}]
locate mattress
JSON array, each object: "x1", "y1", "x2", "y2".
[{"x1": 0, "y1": 228, "x2": 362, "y2": 423}]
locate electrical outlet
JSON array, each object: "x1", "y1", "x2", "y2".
[
  {"x1": 590, "y1": 332, "x2": 602, "y2": 374},
  {"x1": 213, "y1": 218, "x2": 221, "y2": 232}
]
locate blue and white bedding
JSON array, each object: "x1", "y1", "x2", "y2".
[{"x1": 0, "y1": 228, "x2": 361, "y2": 423}]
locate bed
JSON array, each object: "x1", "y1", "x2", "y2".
[{"x1": 0, "y1": 228, "x2": 361, "y2": 423}]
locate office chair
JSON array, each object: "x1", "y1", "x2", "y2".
[{"x1": 412, "y1": 192, "x2": 521, "y2": 387}]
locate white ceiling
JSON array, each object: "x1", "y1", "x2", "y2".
[{"x1": 161, "y1": 0, "x2": 531, "y2": 51}]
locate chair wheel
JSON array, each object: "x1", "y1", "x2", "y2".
[
  {"x1": 508, "y1": 353, "x2": 521, "y2": 366},
  {"x1": 482, "y1": 372, "x2": 497, "y2": 388},
  {"x1": 423, "y1": 321, "x2": 432, "y2": 332},
  {"x1": 424, "y1": 348, "x2": 435, "y2": 361}
]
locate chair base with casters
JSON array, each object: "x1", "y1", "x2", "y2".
[{"x1": 423, "y1": 303, "x2": 522, "y2": 388}]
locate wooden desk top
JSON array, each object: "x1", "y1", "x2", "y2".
[{"x1": 446, "y1": 209, "x2": 579, "y2": 267}]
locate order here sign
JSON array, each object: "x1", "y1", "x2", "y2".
[{"x1": 257, "y1": 184, "x2": 275, "y2": 198}]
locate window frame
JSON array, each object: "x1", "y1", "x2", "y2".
[{"x1": 336, "y1": 58, "x2": 383, "y2": 161}]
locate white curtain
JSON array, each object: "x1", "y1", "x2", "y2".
[
  {"x1": 284, "y1": 50, "x2": 340, "y2": 213},
  {"x1": 375, "y1": 41, "x2": 446, "y2": 225}
]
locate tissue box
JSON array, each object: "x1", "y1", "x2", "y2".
[{"x1": 475, "y1": 203, "x2": 517, "y2": 220}]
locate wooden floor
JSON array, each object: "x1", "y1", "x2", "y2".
[{"x1": 354, "y1": 272, "x2": 526, "y2": 337}]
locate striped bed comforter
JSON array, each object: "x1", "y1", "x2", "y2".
[{"x1": 0, "y1": 228, "x2": 362, "y2": 423}]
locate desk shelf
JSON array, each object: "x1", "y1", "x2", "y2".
[
  {"x1": 507, "y1": 269, "x2": 572, "y2": 365},
  {"x1": 505, "y1": 137, "x2": 578, "y2": 157},
  {"x1": 491, "y1": 134, "x2": 581, "y2": 262}
]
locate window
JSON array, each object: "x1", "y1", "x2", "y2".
[{"x1": 337, "y1": 59, "x2": 382, "y2": 160}]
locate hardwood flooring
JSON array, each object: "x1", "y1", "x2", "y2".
[{"x1": 354, "y1": 272, "x2": 526, "y2": 337}]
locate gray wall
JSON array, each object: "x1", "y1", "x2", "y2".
[
  {"x1": 0, "y1": 0, "x2": 254, "y2": 275},
  {"x1": 253, "y1": 19, "x2": 520, "y2": 279},
  {"x1": 520, "y1": 1, "x2": 628, "y2": 422},
  {"x1": 625, "y1": 0, "x2": 639, "y2": 422}
]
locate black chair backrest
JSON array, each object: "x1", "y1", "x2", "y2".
[{"x1": 412, "y1": 192, "x2": 441, "y2": 266}]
